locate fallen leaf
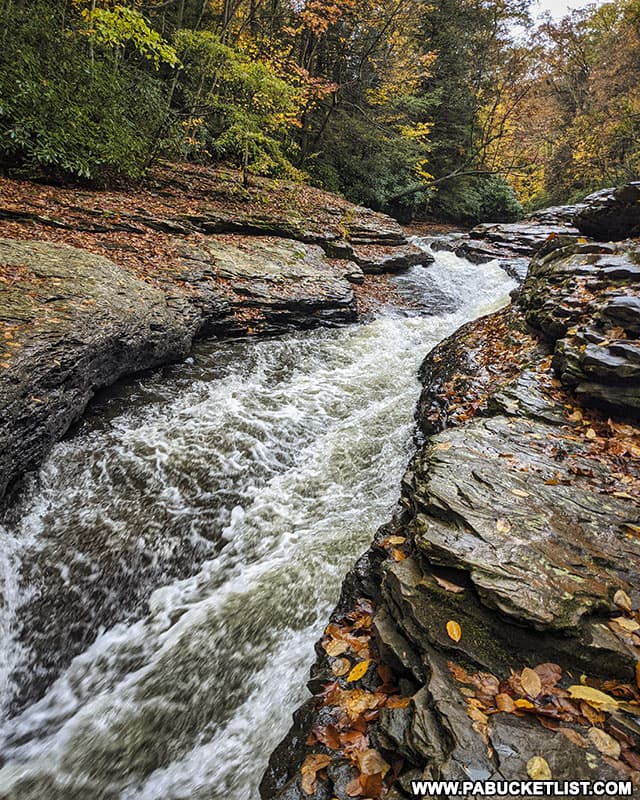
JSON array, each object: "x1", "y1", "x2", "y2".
[
  {"x1": 511, "y1": 489, "x2": 530, "y2": 498},
  {"x1": 496, "y1": 518, "x2": 512, "y2": 533},
  {"x1": 391, "y1": 548, "x2": 406, "y2": 562},
  {"x1": 567, "y1": 685, "x2": 618, "y2": 711},
  {"x1": 386, "y1": 535, "x2": 406, "y2": 545},
  {"x1": 347, "y1": 660, "x2": 370, "y2": 683},
  {"x1": 588, "y1": 727, "x2": 621, "y2": 759},
  {"x1": 614, "y1": 590, "x2": 633, "y2": 613},
  {"x1": 496, "y1": 693, "x2": 516, "y2": 713},
  {"x1": 325, "y1": 639, "x2": 349, "y2": 656},
  {"x1": 561, "y1": 727, "x2": 589, "y2": 748},
  {"x1": 357, "y1": 748, "x2": 390, "y2": 777},
  {"x1": 521, "y1": 667, "x2": 542, "y2": 699},
  {"x1": 385, "y1": 695, "x2": 411, "y2": 708},
  {"x1": 446, "y1": 620, "x2": 462, "y2": 642},
  {"x1": 301, "y1": 753, "x2": 332, "y2": 795},
  {"x1": 515, "y1": 698, "x2": 535, "y2": 709},
  {"x1": 433, "y1": 575, "x2": 465, "y2": 594},
  {"x1": 585, "y1": 428, "x2": 597, "y2": 439},
  {"x1": 568, "y1": 410, "x2": 583, "y2": 422},
  {"x1": 527, "y1": 756, "x2": 552, "y2": 780},
  {"x1": 331, "y1": 658, "x2": 351, "y2": 677},
  {"x1": 613, "y1": 617, "x2": 640, "y2": 633}
]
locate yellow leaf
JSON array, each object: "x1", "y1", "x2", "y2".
[
  {"x1": 567, "y1": 685, "x2": 618, "y2": 711},
  {"x1": 386, "y1": 535, "x2": 406, "y2": 545},
  {"x1": 613, "y1": 616, "x2": 640, "y2": 632},
  {"x1": 521, "y1": 667, "x2": 542, "y2": 699},
  {"x1": 496, "y1": 518, "x2": 512, "y2": 534},
  {"x1": 613, "y1": 589, "x2": 633, "y2": 613},
  {"x1": 587, "y1": 727, "x2": 621, "y2": 759},
  {"x1": 527, "y1": 756, "x2": 552, "y2": 780},
  {"x1": 346, "y1": 660, "x2": 370, "y2": 683},
  {"x1": 585, "y1": 428, "x2": 597, "y2": 439},
  {"x1": 515, "y1": 698, "x2": 535, "y2": 709},
  {"x1": 568, "y1": 409, "x2": 583, "y2": 422},
  {"x1": 446, "y1": 620, "x2": 462, "y2": 642}
]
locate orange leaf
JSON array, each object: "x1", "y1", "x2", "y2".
[{"x1": 446, "y1": 620, "x2": 462, "y2": 642}]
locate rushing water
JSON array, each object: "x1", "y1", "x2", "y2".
[{"x1": 0, "y1": 244, "x2": 516, "y2": 799}]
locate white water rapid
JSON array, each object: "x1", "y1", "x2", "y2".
[{"x1": 0, "y1": 244, "x2": 517, "y2": 799}]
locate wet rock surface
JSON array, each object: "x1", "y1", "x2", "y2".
[
  {"x1": 0, "y1": 238, "x2": 199, "y2": 503},
  {"x1": 262, "y1": 205, "x2": 640, "y2": 798},
  {"x1": 0, "y1": 169, "x2": 428, "y2": 502},
  {"x1": 574, "y1": 184, "x2": 640, "y2": 241}
]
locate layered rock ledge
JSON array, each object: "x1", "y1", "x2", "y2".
[
  {"x1": 0, "y1": 165, "x2": 431, "y2": 502},
  {"x1": 262, "y1": 201, "x2": 640, "y2": 799}
]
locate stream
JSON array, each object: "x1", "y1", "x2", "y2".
[{"x1": 0, "y1": 243, "x2": 517, "y2": 799}]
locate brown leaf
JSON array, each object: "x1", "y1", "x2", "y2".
[
  {"x1": 301, "y1": 753, "x2": 332, "y2": 795},
  {"x1": 356, "y1": 748, "x2": 390, "y2": 777},
  {"x1": 391, "y1": 548, "x2": 406, "y2": 562},
  {"x1": 560, "y1": 727, "x2": 589, "y2": 748},
  {"x1": 534, "y1": 663, "x2": 563, "y2": 691},
  {"x1": 496, "y1": 693, "x2": 516, "y2": 713},
  {"x1": 521, "y1": 667, "x2": 543, "y2": 699},
  {"x1": 314, "y1": 724, "x2": 340, "y2": 750},
  {"x1": 614, "y1": 589, "x2": 633, "y2": 613},
  {"x1": 446, "y1": 620, "x2": 462, "y2": 642},
  {"x1": 385, "y1": 695, "x2": 411, "y2": 708},
  {"x1": 433, "y1": 575, "x2": 466, "y2": 594}
]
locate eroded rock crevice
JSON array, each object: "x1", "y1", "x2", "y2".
[{"x1": 262, "y1": 188, "x2": 640, "y2": 799}]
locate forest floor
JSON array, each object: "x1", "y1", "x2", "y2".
[{"x1": 0, "y1": 162, "x2": 417, "y2": 315}]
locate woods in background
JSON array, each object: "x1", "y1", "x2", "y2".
[{"x1": 0, "y1": 0, "x2": 638, "y2": 222}]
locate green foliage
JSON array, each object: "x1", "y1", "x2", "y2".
[
  {"x1": 0, "y1": 2, "x2": 172, "y2": 181},
  {"x1": 82, "y1": 5, "x2": 179, "y2": 68},
  {"x1": 428, "y1": 175, "x2": 523, "y2": 225},
  {"x1": 308, "y1": 109, "x2": 430, "y2": 213},
  {"x1": 173, "y1": 30, "x2": 304, "y2": 178}
]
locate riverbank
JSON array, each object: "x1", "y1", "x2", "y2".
[
  {"x1": 262, "y1": 192, "x2": 640, "y2": 798},
  {"x1": 0, "y1": 163, "x2": 432, "y2": 503}
]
